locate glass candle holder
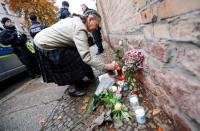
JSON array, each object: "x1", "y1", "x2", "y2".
[
  {"x1": 129, "y1": 94, "x2": 139, "y2": 110},
  {"x1": 135, "y1": 106, "x2": 146, "y2": 124}
]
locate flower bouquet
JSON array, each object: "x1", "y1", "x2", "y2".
[
  {"x1": 120, "y1": 49, "x2": 144, "y2": 94},
  {"x1": 88, "y1": 74, "x2": 131, "y2": 128},
  {"x1": 122, "y1": 49, "x2": 144, "y2": 84},
  {"x1": 87, "y1": 48, "x2": 144, "y2": 128}
]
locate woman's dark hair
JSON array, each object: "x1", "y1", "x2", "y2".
[
  {"x1": 84, "y1": 10, "x2": 101, "y2": 20},
  {"x1": 71, "y1": 11, "x2": 101, "y2": 24},
  {"x1": 71, "y1": 13, "x2": 87, "y2": 23}
]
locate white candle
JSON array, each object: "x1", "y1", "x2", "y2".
[
  {"x1": 135, "y1": 106, "x2": 146, "y2": 124},
  {"x1": 129, "y1": 94, "x2": 139, "y2": 110}
]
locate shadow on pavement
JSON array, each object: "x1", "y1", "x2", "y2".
[{"x1": 0, "y1": 71, "x2": 30, "y2": 100}]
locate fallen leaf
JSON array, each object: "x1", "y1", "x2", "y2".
[
  {"x1": 158, "y1": 127, "x2": 164, "y2": 131},
  {"x1": 82, "y1": 96, "x2": 90, "y2": 111},
  {"x1": 108, "y1": 127, "x2": 116, "y2": 131},
  {"x1": 81, "y1": 104, "x2": 88, "y2": 111},
  {"x1": 152, "y1": 108, "x2": 161, "y2": 116},
  {"x1": 57, "y1": 115, "x2": 63, "y2": 120},
  {"x1": 99, "y1": 105, "x2": 105, "y2": 112},
  {"x1": 83, "y1": 96, "x2": 90, "y2": 104}
]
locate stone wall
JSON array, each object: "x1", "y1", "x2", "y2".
[{"x1": 96, "y1": 0, "x2": 200, "y2": 130}]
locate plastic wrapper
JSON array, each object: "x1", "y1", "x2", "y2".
[{"x1": 95, "y1": 73, "x2": 115, "y2": 96}]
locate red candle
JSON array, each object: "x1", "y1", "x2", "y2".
[
  {"x1": 118, "y1": 75, "x2": 125, "y2": 81},
  {"x1": 117, "y1": 67, "x2": 123, "y2": 76}
]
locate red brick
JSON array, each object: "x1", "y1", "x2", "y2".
[
  {"x1": 141, "y1": 69, "x2": 196, "y2": 130},
  {"x1": 176, "y1": 45, "x2": 200, "y2": 79},
  {"x1": 152, "y1": 107, "x2": 192, "y2": 130},
  {"x1": 142, "y1": 75, "x2": 160, "y2": 96},
  {"x1": 151, "y1": 43, "x2": 169, "y2": 62},
  {"x1": 175, "y1": 90, "x2": 200, "y2": 123},
  {"x1": 173, "y1": 114, "x2": 192, "y2": 131},
  {"x1": 140, "y1": 5, "x2": 158, "y2": 24},
  {"x1": 142, "y1": 42, "x2": 169, "y2": 62},
  {"x1": 151, "y1": 68, "x2": 200, "y2": 123},
  {"x1": 151, "y1": 68, "x2": 199, "y2": 95},
  {"x1": 170, "y1": 18, "x2": 200, "y2": 43},
  {"x1": 159, "y1": 0, "x2": 200, "y2": 19}
]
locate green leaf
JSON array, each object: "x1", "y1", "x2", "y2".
[{"x1": 88, "y1": 95, "x2": 101, "y2": 112}]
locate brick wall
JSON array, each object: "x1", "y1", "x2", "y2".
[{"x1": 97, "y1": 0, "x2": 200, "y2": 130}]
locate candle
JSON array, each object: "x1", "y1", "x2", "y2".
[{"x1": 129, "y1": 94, "x2": 139, "y2": 110}]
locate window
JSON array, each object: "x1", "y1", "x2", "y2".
[{"x1": 1, "y1": 3, "x2": 8, "y2": 14}]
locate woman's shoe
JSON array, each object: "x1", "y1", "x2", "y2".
[
  {"x1": 68, "y1": 90, "x2": 86, "y2": 97},
  {"x1": 96, "y1": 51, "x2": 103, "y2": 55}
]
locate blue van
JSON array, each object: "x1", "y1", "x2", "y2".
[{"x1": 0, "y1": 43, "x2": 26, "y2": 81}]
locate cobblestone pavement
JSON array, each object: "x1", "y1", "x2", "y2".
[{"x1": 41, "y1": 43, "x2": 177, "y2": 131}]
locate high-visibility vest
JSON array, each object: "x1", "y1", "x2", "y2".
[{"x1": 26, "y1": 41, "x2": 35, "y2": 53}]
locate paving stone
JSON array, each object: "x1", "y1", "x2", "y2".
[
  {"x1": 133, "y1": 123, "x2": 138, "y2": 127},
  {"x1": 58, "y1": 123, "x2": 63, "y2": 129},
  {"x1": 126, "y1": 126, "x2": 132, "y2": 131},
  {"x1": 148, "y1": 122, "x2": 156, "y2": 129},
  {"x1": 137, "y1": 124, "x2": 146, "y2": 130},
  {"x1": 68, "y1": 121, "x2": 74, "y2": 127}
]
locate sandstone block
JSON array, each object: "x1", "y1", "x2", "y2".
[
  {"x1": 159, "y1": 0, "x2": 200, "y2": 19},
  {"x1": 170, "y1": 18, "x2": 200, "y2": 43},
  {"x1": 153, "y1": 23, "x2": 170, "y2": 39}
]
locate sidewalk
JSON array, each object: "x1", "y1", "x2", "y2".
[
  {"x1": 0, "y1": 78, "x2": 68, "y2": 131},
  {"x1": 41, "y1": 42, "x2": 177, "y2": 131}
]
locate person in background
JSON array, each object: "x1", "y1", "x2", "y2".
[
  {"x1": 29, "y1": 14, "x2": 47, "y2": 73},
  {"x1": 34, "y1": 11, "x2": 115, "y2": 97},
  {"x1": 29, "y1": 14, "x2": 46, "y2": 38},
  {"x1": 59, "y1": 1, "x2": 71, "y2": 19},
  {"x1": 0, "y1": 27, "x2": 3, "y2": 32},
  {"x1": 0, "y1": 17, "x2": 40, "y2": 78},
  {"x1": 81, "y1": 4, "x2": 104, "y2": 55}
]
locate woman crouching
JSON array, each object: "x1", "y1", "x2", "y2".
[{"x1": 34, "y1": 11, "x2": 115, "y2": 97}]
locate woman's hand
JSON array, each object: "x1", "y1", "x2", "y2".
[{"x1": 104, "y1": 63, "x2": 115, "y2": 71}]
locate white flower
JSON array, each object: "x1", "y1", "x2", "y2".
[
  {"x1": 115, "y1": 103, "x2": 122, "y2": 111},
  {"x1": 117, "y1": 81, "x2": 124, "y2": 87},
  {"x1": 111, "y1": 86, "x2": 117, "y2": 92},
  {"x1": 122, "y1": 66, "x2": 127, "y2": 72},
  {"x1": 117, "y1": 87, "x2": 122, "y2": 92}
]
